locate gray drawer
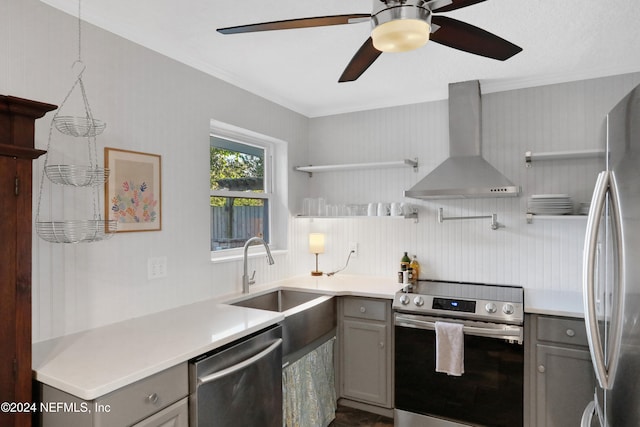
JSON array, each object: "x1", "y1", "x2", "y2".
[
  {"x1": 343, "y1": 297, "x2": 388, "y2": 321},
  {"x1": 95, "y1": 363, "x2": 188, "y2": 427},
  {"x1": 536, "y1": 316, "x2": 589, "y2": 347}
]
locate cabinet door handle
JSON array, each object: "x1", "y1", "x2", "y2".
[
  {"x1": 538, "y1": 365, "x2": 545, "y2": 373},
  {"x1": 566, "y1": 328, "x2": 576, "y2": 337},
  {"x1": 146, "y1": 392, "x2": 159, "y2": 404},
  {"x1": 360, "y1": 306, "x2": 366, "y2": 313},
  {"x1": 379, "y1": 341, "x2": 385, "y2": 349}
]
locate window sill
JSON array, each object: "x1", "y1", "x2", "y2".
[{"x1": 210, "y1": 249, "x2": 288, "y2": 264}]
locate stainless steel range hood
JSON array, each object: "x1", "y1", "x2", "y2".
[{"x1": 404, "y1": 80, "x2": 520, "y2": 199}]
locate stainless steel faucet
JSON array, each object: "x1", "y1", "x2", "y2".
[{"x1": 242, "y1": 237, "x2": 275, "y2": 293}]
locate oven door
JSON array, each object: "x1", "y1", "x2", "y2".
[{"x1": 394, "y1": 313, "x2": 524, "y2": 427}]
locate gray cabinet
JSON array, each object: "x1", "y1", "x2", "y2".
[
  {"x1": 132, "y1": 398, "x2": 188, "y2": 427},
  {"x1": 526, "y1": 314, "x2": 596, "y2": 426},
  {"x1": 39, "y1": 363, "x2": 188, "y2": 427},
  {"x1": 338, "y1": 297, "x2": 392, "y2": 409}
]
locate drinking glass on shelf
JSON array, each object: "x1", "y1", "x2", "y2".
[
  {"x1": 390, "y1": 202, "x2": 404, "y2": 216},
  {"x1": 317, "y1": 198, "x2": 326, "y2": 216},
  {"x1": 377, "y1": 202, "x2": 390, "y2": 216},
  {"x1": 302, "y1": 198, "x2": 315, "y2": 216}
]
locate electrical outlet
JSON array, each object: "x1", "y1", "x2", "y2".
[
  {"x1": 147, "y1": 256, "x2": 167, "y2": 280},
  {"x1": 349, "y1": 242, "x2": 358, "y2": 258}
]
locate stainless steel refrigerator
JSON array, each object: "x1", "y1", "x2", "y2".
[{"x1": 581, "y1": 83, "x2": 640, "y2": 426}]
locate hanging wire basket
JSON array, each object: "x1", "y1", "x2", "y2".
[
  {"x1": 45, "y1": 165, "x2": 109, "y2": 186},
  {"x1": 35, "y1": 0, "x2": 117, "y2": 244},
  {"x1": 36, "y1": 220, "x2": 117, "y2": 244},
  {"x1": 53, "y1": 115, "x2": 106, "y2": 137}
]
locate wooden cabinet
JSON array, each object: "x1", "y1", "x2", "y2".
[
  {"x1": 338, "y1": 297, "x2": 392, "y2": 410},
  {"x1": 525, "y1": 314, "x2": 596, "y2": 426},
  {"x1": 38, "y1": 363, "x2": 188, "y2": 427},
  {"x1": 0, "y1": 96, "x2": 55, "y2": 427}
]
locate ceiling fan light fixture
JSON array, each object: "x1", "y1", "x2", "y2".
[
  {"x1": 371, "y1": 1, "x2": 432, "y2": 53},
  {"x1": 372, "y1": 18, "x2": 430, "y2": 52}
]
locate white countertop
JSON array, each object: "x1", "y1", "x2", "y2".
[
  {"x1": 246, "y1": 274, "x2": 403, "y2": 300},
  {"x1": 32, "y1": 275, "x2": 402, "y2": 401},
  {"x1": 32, "y1": 274, "x2": 584, "y2": 401},
  {"x1": 32, "y1": 300, "x2": 283, "y2": 401},
  {"x1": 525, "y1": 289, "x2": 584, "y2": 318}
]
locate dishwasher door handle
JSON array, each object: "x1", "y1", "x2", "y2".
[{"x1": 197, "y1": 338, "x2": 283, "y2": 388}]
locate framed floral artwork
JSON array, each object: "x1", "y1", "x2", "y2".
[{"x1": 105, "y1": 148, "x2": 161, "y2": 232}]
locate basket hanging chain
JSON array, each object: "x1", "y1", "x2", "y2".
[
  {"x1": 35, "y1": 0, "x2": 104, "y2": 224},
  {"x1": 77, "y1": 0, "x2": 82, "y2": 64}
]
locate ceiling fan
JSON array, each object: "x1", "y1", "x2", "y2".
[{"x1": 217, "y1": 0, "x2": 522, "y2": 83}]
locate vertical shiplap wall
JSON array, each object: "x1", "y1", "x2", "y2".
[
  {"x1": 295, "y1": 74, "x2": 640, "y2": 290},
  {"x1": 3, "y1": 0, "x2": 308, "y2": 341}
]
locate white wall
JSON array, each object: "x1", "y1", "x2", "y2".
[
  {"x1": 294, "y1": 74, "x2": 640, "y2": 290},
  {"x1": 2, "y1": 0, "x2": 309, "y2": 342}
]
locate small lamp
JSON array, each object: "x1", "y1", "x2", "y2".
[{"x1": 309, "y1": 233, "x2": 325, "y2": 276}]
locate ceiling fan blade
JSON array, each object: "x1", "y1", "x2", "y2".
[
  {"x1": 338, "y1": 37, "x2": 382, "y2": 83},
  {"x1": 430, "y1": 16, "x2": 522, "y2": 60},
  {"x1": 217, "y1": 14, "x2": 370, "y2": 34},
  {"x1": 430, "y1": 0, "x2": 487, "y2": 13}
]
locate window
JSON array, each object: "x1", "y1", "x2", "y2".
[{"x1": 210, "y1": 136, "x2": 272, "y2": 252}]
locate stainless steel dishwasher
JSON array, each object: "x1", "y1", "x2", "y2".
[{"x1": 189, "y1": 325, "x2": 282, "y2": 427}]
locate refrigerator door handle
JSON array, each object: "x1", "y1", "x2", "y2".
[
  {"x1": 605, "y1": 171, "x2": 624, "y2": 386},
  {"x1": 580, "y1": 401, "x2": 597, "y2": 427},
  {"x1": 583, "y1": 171, "x2": 612, "y2": 389}
]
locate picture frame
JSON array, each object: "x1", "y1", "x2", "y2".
[{"x1": 105, "y1": 147, "x2": 162, "y2": 232}]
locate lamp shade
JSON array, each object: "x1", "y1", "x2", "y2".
[
  {"x1": 309, "y1": 233, "x2": 325, "y2": 254},
  {"x1": 372, "y1": 19, "x2": 430, "y2": 52}
]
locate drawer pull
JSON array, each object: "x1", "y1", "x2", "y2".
[
  {"x1": 360, "y1": 306, "x2": 366, "y2": 313},
  {"x1": 146, "y1": 393, "x2": 159, "y2": 405},
  {"x1": 538, "y1": 365, "x2": 545, "y2": 373},
  {"x1": 566, "y1": 329, "x2": 576, "y2": 337},
  {"x1": 379, "y1": 341, "x2": 385, "y2": 349}
]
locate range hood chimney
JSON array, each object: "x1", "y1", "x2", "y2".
[{"x1": 404, "y1": 80, "x2": 519, "y2": 199}]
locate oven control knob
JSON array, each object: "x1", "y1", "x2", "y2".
[
  {"x1": 503, "y1": 304, "x2": 515, "y2": 315},
  {"x1": 485, "y1": 303, "x2": 497, "y2": 314},
  {"x1": 399, "y1": 294, "x2": 410, "y2": 305},
  {"x1": 413, "y1": 296, "x2": 425, "y2": 307}
]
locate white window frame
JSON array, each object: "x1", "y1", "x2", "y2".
[{"x1": 209, "y1": 120, "x2": 287, "y2": 260}]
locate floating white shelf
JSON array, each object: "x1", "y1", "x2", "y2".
[
  {"x1": 296, "y1": 212, "x2": 419, "y2": 222},
  {"x1": 526, "y1": 213, "x2": 589, "y2": 224},
  {"x1": 525, "y1": 149, "x2": 604, "y2": 167},
  {"x1": 295, "y1": 158, "x2": 418, "y2": 176}
]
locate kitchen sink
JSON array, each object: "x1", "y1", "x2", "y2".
[
  {"x1": 230, "y1": 289, "x2": 321, "y2": 313},
  {"x1": 228, "y1": 289, "x2": 336, "y2": 365}
]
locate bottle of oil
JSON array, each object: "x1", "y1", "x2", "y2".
[{"x1": 409, "y1": 255, "x2": 420, "y2": 284}]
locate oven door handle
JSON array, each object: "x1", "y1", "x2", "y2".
[{"x1": 395, "y1": 314, "x2": 523, "y2": 343}]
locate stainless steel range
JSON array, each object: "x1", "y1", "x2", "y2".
[{"x1": 393, "y1": 280, "x2": 525, "y2": 427}]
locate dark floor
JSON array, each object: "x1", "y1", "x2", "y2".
[{"x1": 329, "y1": 405, "x2": 394, "y2": 427}]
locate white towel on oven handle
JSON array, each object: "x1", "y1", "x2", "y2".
[{"x1": 435, "y1": 321, "x2": 464, "y2": 376}]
